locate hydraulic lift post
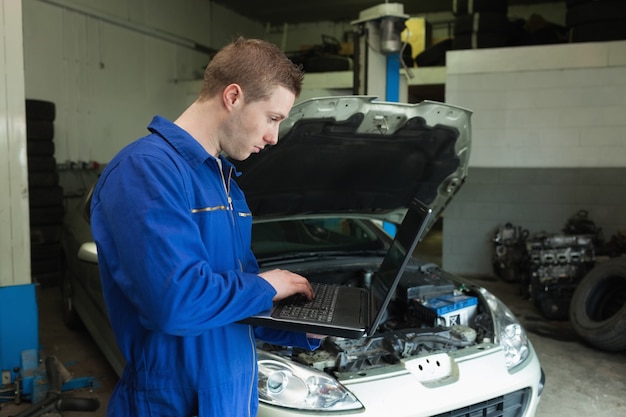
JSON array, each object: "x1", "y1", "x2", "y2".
[
  {"x1": 352, "y1": 3, "x2": 408, "y2": 237},
  {"x1": 351, "y1": 2, "x2": 409, "y2": 102}
]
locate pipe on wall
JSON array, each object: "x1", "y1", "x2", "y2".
[{"x1": 37, "y1": 0, "x2": 217, "y2": 55}]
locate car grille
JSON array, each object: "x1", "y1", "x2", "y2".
[{"x1": 432, "y1": 388, "x2": 531, "y2": 417}]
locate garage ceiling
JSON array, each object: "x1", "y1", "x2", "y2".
[{"x1": 213, "y1": 0, "x2": 562, "y2": 25}]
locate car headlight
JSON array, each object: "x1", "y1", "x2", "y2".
[
  {"x1": 478, "y1": 288, "x2": 530, "y2": 370},
  {"x1": 257, "y1": 351, "x2": 363, "y2": 411}
]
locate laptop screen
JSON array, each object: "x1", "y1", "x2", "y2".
[{"x1": 369, "y1": 198, "x2": 433, "y2": 334}]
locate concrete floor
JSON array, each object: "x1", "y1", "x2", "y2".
[{"x1": 2, "y1": 230, "x2": 625, "y2": 416}]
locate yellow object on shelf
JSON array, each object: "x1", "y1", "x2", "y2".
[{"x1": 402, "y1": 17, "x2": 432, "y2": 61}]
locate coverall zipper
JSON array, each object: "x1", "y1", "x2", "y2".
[{"x1": 220, "y1": 160, "x2": 256, "y2": 415}]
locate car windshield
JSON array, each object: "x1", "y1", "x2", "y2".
[{"x1": 251, "y1": 218, "x2": 386, "y2": 259}]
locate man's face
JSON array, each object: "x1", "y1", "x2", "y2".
[{"x1": 221, "y1": 86, "x2": 295, "y2": 161}]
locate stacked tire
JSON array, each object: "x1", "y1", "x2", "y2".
[
  {"x1": 451, "y1": 0, "x2": 515, "y2": 50},
  {"x1": 569, "y1": 257, "x2": 626, "y2": 352},
  {"x1": 26, "y1": 99, "x2": 64, "y2": 287},
  {"x1": 567, "y1": 0, "x2": 626, "y2": 43}
]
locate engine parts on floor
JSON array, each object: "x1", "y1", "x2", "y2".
[
  {"x1": 492, "y1": 222, "x2": 530, "y2": 285},
  {"x1": 526, "y1": 231, "x2": 596, "y2": 320},
  {"x1": 491, "y1": 210, "x2": 616, "y2": 320}
]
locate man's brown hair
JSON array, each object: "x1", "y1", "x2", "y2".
[{"x1": 199, "y1": 37, "x2": 304, "y2": 103}]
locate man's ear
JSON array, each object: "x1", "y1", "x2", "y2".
[{"x1": 223, "y1": 84, "x2": 243, "y2": 110}]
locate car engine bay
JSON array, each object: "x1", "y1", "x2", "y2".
[{"x1": 258, "y1": 262, "x2": 495, "y2": 375}]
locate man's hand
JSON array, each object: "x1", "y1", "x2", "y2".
[{"x1": 258, "y1": 269, "x2": 314, "y2": 301}]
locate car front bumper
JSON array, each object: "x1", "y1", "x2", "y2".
[{"x1": 258, "y1": 342, "x2": 543, "y2": 417}]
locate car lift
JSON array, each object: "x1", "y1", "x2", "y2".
[
  {"x1": 351, "y1": 2, "x2": 409, "y2": 101},
  {"x1": 352, "y1": 2, "x2": 409, "y2": 236}
]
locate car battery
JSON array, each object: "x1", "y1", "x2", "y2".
[{"x1": 409, "y1": 294, "x2": 478, "y2": 327}]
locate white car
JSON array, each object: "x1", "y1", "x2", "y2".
[{"x1": 62, "y1": 96, "x2": 544, "y2": 417}]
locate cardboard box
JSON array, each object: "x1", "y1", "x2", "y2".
[{"x1": 401, "y1": 17, "x2": 432, "y2": 60}]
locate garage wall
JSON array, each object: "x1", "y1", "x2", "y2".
[
  {"x1": 443, "y1": 41, "x2": 626, "y2": 275},
  {"x1": 22, "y1": 0, "x2": 265, "y2": 165}
]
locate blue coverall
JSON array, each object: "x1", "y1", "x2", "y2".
[{"x1": 91, "y1": 116, "x2": 319, "y2": 416}]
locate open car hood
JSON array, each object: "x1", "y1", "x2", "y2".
[{"x1": 232, "y1": 96, "x2": 471, "y2": 229}]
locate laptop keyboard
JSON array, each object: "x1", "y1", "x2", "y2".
[{"x1": 276, "y1": 282, "x2": 339, "y2": 322}]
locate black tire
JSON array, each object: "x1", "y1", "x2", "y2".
[
  {"x1": 454, "y1": 13, "x2": 513, "y2": 36},
  {"x1": 30, "y1": 224, "x2": 62, "y2": 245},
  {"x1": 30, "y1": 242, "x2": 61, "y2": 260},
  {"x1": 453, "y1": 0, "x2": 508, "y2": 15},
  {"x1": 28, "y1": 171, "x2": 59, "y2": 188},
  {"x1": 26, "y1": 119, "x2": 54, "y2": 140},
  {"x1": 25, "y1": 99, "x2": 55, "y2": 121},
  {"x1": 28, "y1": 156, "x2": 57, "y2": 172},
  {"x1": 569, "y1": 20, "x2": 626, "y2": 43},
  {"x1": 31, "y1": 257, "x2": 62, "y2": 272},
  {"x1": 29, "y1": 205, "x2": 65, "y2": 226},
  {"x1": 27, "y1": 140, "x2": 55, "y2": 156},
  {"x1": 569, "y1": 257, "x2": 626, "y2": 351},
  {"x1": 29, "y1": 186, "x2": 64, "y2": 207},
  {"x1": 566, "y1": 1, "x2": 626, "y2": 27},
  {"x1": 567, "y1": 0, "x2": 618, "y2": 5}
]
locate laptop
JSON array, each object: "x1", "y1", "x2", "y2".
[{"x1": 241, "y1": 197, "x2": 434, "y2": 338}]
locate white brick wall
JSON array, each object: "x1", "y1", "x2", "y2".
[{"x1": 446, "y1": 41, "x2": 626, "y2": 168}]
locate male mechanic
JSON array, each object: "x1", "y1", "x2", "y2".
[{"x1": 90, "y1": 37, "x2": 320, "y2": 416}]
